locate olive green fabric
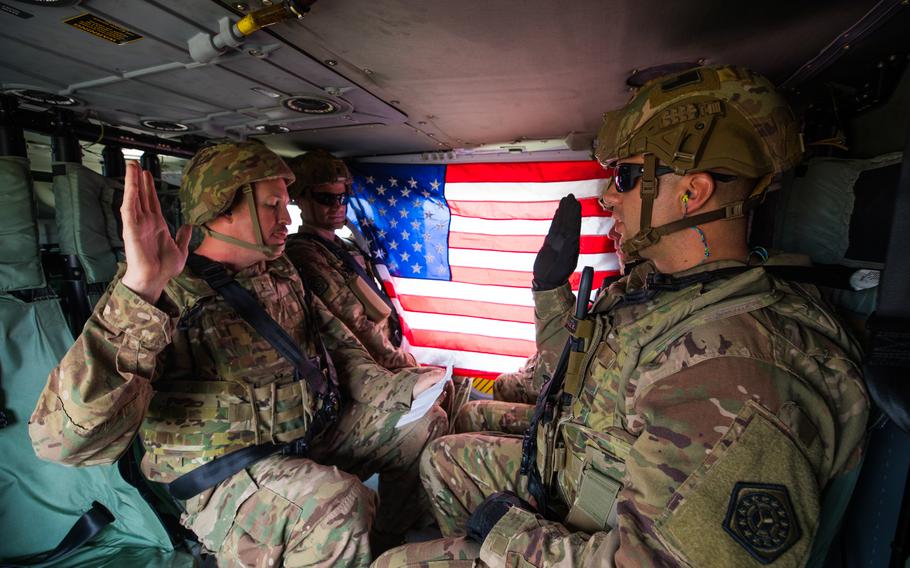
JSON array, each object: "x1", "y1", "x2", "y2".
[
  {"x1": 53, "y1": 163, "x2": 121, "y2": 284},
  {"x1": 775, "y1": 152, "x2": 902, "y2": 317},
  {"x1": 0, "y1": 293, "x2": 189, "y2": 566},
  {"x1": 656, "y1": 401, "x2": 820, "y2": 567},
  {"x1": 0, "y1": 157, "x2": 45, "y2": 291}
]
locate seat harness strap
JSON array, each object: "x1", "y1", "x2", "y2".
[{"x1": 165, "y1": 254, "x2": 340, "y2": 501}]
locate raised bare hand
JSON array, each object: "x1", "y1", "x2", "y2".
[{"x1": 120, "y1": 161, "x2": 192, "y2": 304}]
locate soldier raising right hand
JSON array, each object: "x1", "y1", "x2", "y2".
[{"x1": 29, "y1": 141, "x2": 447, "y2": 567}]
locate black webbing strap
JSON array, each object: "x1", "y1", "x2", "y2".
[
  {"x1": 297, "y1": 232, "x2": 404, "y2": 347},
  {"x1": 165, "y1": 254, "x2": 339, "y2": 500},
  {"x1": 185, "y1": 254, "x2": 332, "y2": 397},
  {"x1": 0, "y1": 502, "x2": 114, "y2": 567}
]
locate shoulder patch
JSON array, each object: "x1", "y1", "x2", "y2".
[
  {"x1": 723, "y1": 482, "x2": 800, "y2": 564},
  {"x1": 306, "y1": 274, "x2": 330, "y2": 297}
]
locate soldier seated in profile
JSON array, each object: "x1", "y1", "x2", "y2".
[
  {"x1": 29, "y1": 141, "x2": 447, "y2": 567},
  {"x1": 373, "y1": 65, "x2": 869, "y2": 567},
  {"x1": 284, "y1": 149, "x2": 417, "y2": 372}
]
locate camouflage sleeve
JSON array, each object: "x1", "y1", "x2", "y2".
[
  {"x1": 483, "y1": 356, "x2": 850, "y2": 566},
  {"x1": 312, "y1": 294, "x2": 434, "y2": 412},
  {"x1": 532, "y1": 283, "x2": 575, "y2": 379},
  {"x1": 293, "y1": 244, "x2": 415, "y2": 370},
  {"x1": 29, "y1": 276, "x2": 177, "y2": 466}
]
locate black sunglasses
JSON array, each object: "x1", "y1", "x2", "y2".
[
  {"x1": 612, "y1": 163, "x2": 677, "y2": 193},
  {"x1": 612, "y1": 163, "x2": 738, "y2": 193},
  {"x1": 310, "y1": 191, "x2": 350, "y2": 206}
]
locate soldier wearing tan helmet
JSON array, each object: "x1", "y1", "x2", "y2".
[
  {"x1": 374, "y1": 65, "x2": 868, "y2": 567},
  {"x1": 285, "y1": 149, "x2": 416, "y2": 371},
  {"x1": 29, "y1": 141, "x2": 447, "y2": 566}
]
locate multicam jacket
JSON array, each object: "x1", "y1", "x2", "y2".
[
  {"x1": 29, "y1": 255, "x2": 433, "y2": 482},
  {"x1": 285, "y1": 228, "x2": 416, "y2": 371},
  {"x1": 481, "y1": 257, "x2": 869, "y2": 567}
]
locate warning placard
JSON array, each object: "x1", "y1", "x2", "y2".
[{"x1": 64, "y1": 13, "x2": 142, "y2": 45}]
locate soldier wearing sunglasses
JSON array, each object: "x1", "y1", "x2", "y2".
[
  {"x1": 374, "y1": 65, "x2": 868, "y2": 568},
  {"x1": 286, "y1": 149, "x2": 416, "y2": 371}
]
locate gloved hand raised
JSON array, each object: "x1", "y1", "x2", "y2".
[
  {"x1": 466, "y1": 491, "x2": 536, "y2": 543},
  {"x1": 533, "y1": 194, "x2": 581, "y2": 290}
]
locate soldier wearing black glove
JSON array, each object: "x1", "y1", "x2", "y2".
[
  {"x1": 532, "y1": 194, "x2": 581, "y2": 290},
  {"x1": 465, "y1": 491, "x2": 537, "y2": 543}
]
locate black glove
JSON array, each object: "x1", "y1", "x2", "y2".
[
  {"x1": 466, "y1": 491, "x2": 536, "y2": 543},
  {"x1": 533, "y1": 194, "x2": 581, "y2": 290}
]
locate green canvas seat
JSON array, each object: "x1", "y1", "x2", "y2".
[{"x1": 0, "y1": 158, "x2": 192, "y2": 567}]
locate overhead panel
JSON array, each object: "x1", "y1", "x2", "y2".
[{"x1": 0, "y1": 0, "x2": 407, "y2": 143}]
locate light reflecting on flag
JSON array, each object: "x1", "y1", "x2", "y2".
[{"x1": 348, "y1": 161, "x2": 618, "y2": 379}]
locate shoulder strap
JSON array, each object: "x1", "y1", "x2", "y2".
[
  {"x1": 166, "y1": 254, "x2": 341, "y2": 500},
  {"x1": 185, "y1": 254, "x2": 332, "y2": 397},
  {"x1": 297, "y1": 233, "x2": 404, "y2": 347}
]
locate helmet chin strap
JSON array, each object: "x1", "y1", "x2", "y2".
[
  {"x1": 203, "y1": 184, "x2": 282, "y2": 256},
  {"x1": 620, "y1": 154, "x2": 773, "y2": 261}
]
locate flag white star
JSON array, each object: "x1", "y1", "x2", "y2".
[
  {"x1": 387, "y1": 196, "x2": 397, "y2": 207},
  {"x1": 374, "y1": 248, "x2": 385, "y2": 259},
  {"x1": 366, "y1": 176, "x2": 375, "y2": 184},
  {"x1": 368, "y1": 196, "x2": 376, "y2": 204},
  {"x1": 430, "y1": 179, "x2": 440, "y2": 191},
  {"x1": 400, "y1": 252, "x2": 410, "y2": 262},
  {"x1": 377, "y1": 229, "x2": 387, "y2": 238},
  {"x1": 378, "y1": 207, "x2": 387, "y2": 216},
  {"x1": 389, "y1": 240, "x2": 399, "y2": 250},
  {"x1": 389, "y1": 177, "x2": 398, "y2": 187},
  {"x1": 411, "y1": 263, "x2": 422, "y2": 274},
  {"x1": 412, "y1": 242, "x2": 422, "y2": 252},
  {"x1": 401, "y1": 230, "x2": 410, "y2": 241},
  {"x1": 400, "y1": 187, "x2": 411, "y2": 198},
  {"x1": 435, "y1": 243, "x2": 444, "y2": 253},
  {"x1": 411, "y1": 220, "x2": 421, "y2": 230},
  {"x1": 421, "y1": 190, "x2": 431, "y2": 198},
  {"x1": 424, "y1": 211, "x2": 434, "y2": 219},
  {"x1": 407, "y1": 177, "x2": 418, "y2": 188},
  {"x1": 377, "y1": 185, "x2": 386, "y2": 195},
  {"x1": 389, "y1": 219, "x2": 398, "y2": 228},
  {"x1": 423, "y1": 232, "x2": 432, "y2": 241},
  {"x1": 411, "y1": 198, "x2": 422, "y2": 207},
  {"x1": 399, "y1": 209, "x2": 409, "y2": 218},
  {"x1": 427, "y1": 253, "x2": 436, "y2": 263}
]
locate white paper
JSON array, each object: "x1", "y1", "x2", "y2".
[{"x1": 395, "y1": 363, "x2": 453, "y2": 428}]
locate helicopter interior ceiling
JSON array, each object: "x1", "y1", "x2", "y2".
[{"x1": 0, "y1": 0, "x2": 888, "y2": 158}]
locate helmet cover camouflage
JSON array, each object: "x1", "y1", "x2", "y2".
[
  {"x1": 595, "y1": 65, "x2": 803, "y2": 178},
  {"x1": 180, "y1": 141, "x2": 295, "y2": 226},
  {"x1": 286, "y1": 149, "x2": 352, "y2": 200}
]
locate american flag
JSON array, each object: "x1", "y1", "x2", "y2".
[{"x1": 347, "y1": 161, "x2": 619, "y2": 380}]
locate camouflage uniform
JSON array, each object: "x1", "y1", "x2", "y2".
[
  {"x1": 374, "y1": 66, "x2": 869, "y2": 567},
  {"x1": 285, "y1": 228, "x2": 416, "y2": 371},
  {"x1": 30, "y1": 142, "x2": 447, "y2": 567}
]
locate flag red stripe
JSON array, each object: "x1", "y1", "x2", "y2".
[
  {"x1": 453, "y1": 368, "x2": 501, "y2": 380},
  {"x1": 446, "y1": 161, "x2": 610, "y2": 183},
  {"x1": 448, "y1": 197, "x2": 609, "y2": 220},
  {"x1": 450, "y1": 266, "x2": 618, "y2": 290},
  {"x1": 409, "y1": 329, "x2": 536, "y2": 358},
  {"x1": 449, "y1": 233, "x2": 614, "y2": 254},
  {"x1": 398, "y1": 294, "x2": 535, "y2": 323}
]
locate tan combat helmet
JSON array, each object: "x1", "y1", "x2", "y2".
[
  {"x1": 595, "y1": 64, "x2": 804, "y2": 259},
  {"x1": 286, "y1": 148, "x2": 353, "y2": 201},
  {"x1": 180, "y1": 140, "x2": 295, "y2": 255}
]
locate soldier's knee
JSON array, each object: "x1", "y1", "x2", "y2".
[
  {"x1": 419, "y1": 435, "x2": 448, "y2": 487},
  {"x1": 452, "y1": 401, "x2": 483, "y2": 433}
]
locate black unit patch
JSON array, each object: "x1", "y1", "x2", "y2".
[{"x1": 723, "y1": 482, "x2": 800, "y2": 564}]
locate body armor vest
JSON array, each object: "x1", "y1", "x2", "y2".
[
  {"x1": 138, "y1": 256, "x2": 326, "y2": 481},
  {"x1": 535, "y1": 262, "x2": 864, "y2": 534}
]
